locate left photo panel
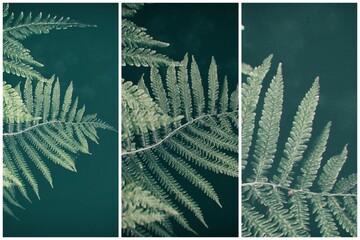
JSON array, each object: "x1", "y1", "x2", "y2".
[{"x1": 3, "y1": 3, "x2": 118, "y2": 237}]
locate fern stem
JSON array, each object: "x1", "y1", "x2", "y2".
[
  {"x1": 241, "y1": 182, "x2": 357, "y2": 197},
  {"x1": 122, "y1": 111, "x2": 238, "y2": 156}
]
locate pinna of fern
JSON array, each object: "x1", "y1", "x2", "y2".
[
  {"x1": 121, "y1": 3, "x2": 176, "y2": 67},
  {"x1": 241, "y1": 55, "x2": 357, "y2": 237}
]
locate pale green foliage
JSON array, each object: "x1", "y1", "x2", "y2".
[
  {"x1": 3, "y1": 8, "x2": 94, "y2": 40},
  {"x1": 4, "y1": 79, "x2": 114, "y2": 214},
  {"x1": 122, "y1": 4, "x2": 238, "y2": 236},
  {"x1": 122, "y1": 79, "x2": 182, "y2": 150},
  {"x1": 3, "y1": 81, "x2": 38, "y2": 123},
  {"x1": 122, "y1": 54, "x2": 238, "y2": 236},
  {"x1": 122, "y1": 182, "x2": 178, "y2": 230},
  {"x1": 242, "y1": 56, "x2": 357, "y2": 237},
  {"x1": 122, "y1": 3, "x2": 145, "y2": 18},
  {"x1": 3, "y1": 3, "x2": 94, "y2": 82},
  {"x1": 121, "y1": 5, "x2": 175, "y2": 67},
  {"x1": 3, "y1": 4, "x2": 112, "y2": 218}
]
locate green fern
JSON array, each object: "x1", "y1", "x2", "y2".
[
  {"x1": 122, "y1": 54, "x2": 238, "y2": 236},
  {"x1": 122, "y1": 182, "x2": 178, "y2": 232},
  {"x1": 3, "y1": 3, "x2": 113, "y2": 218},
  {"x1": 242, "y1": 56, "x2": 357, "y2": 237},
  {"x1": 3, "y1": 4, "x2": 95, "y2": 82},
  {"x1": 121, "y1": 4, "x2": 176, "y2": 67}
]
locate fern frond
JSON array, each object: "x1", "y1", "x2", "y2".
[
  {"x1": 122, "y1": 47, "x2": 174, "y2": 67},
  {"x1": 3, "y1": 3, "x2": 9, "y2": 18},
  {"x1": 166, "y1": 65, "x2": 181, "y2": 118},
  {"x1": 250, "y1": 63, "x2": 283, "y2": 182},
  {"x1": 122, "y1": 19, "x2": 169, "y2": 48},
  {"x1": 3, "y1": 81, "x2": 38, "y2": 123},
  {"x1": 242, "y1": 56, "x2": 357, "y2": 237},
  {"x1": 150, "y1": 67, "x2": 170, "y2": 114},
  {"x1": 241, "y1": 54, "x2": 272, "y2": 170},
  {"x1": 3, "y1": 59, "x2": 46, "y2": 81},
  {"x1": 177, "y1": 54, "x2": 193, "y2": 121},
  {"x1": 297, "y1": 122, "x2": 331, "y2": 190},
  {"x1": 242, "y1": 203, "x2": 280, "y2": 237},
  {"x1": 274, "y1": 78, "x2": 320, "y2": 187},
  {"x1": 4, "y1": 78, "x2": 114, "y2": 213},
  {"x1": 122, "y1": 182, "x2": 178, "y2": 229},
  {"x1": 190, "y1": 56, "x2": 205, "y2": 117},
  {"x1": 122, "y1": 3, "x2": 144, "y2": 18},
  {"x1": 207, "y1": 57, "x2": 219, "y2": 114},
  {"x1": 4, "y1": 11, "x2": 95, "y2": 40},
  {"x1": 122, "y1": 55, "x2": 238, "y2": 235},
  {"x1": 334, "y1": 173, "x2": 357, "y2": 194},
  {"x1": 311, "y1": 195, "x2": 339, "y2": 237},
  {"x1": 317, "y1": 145, "x2": 348, "y2": 192},
  {"x1": 219, "y1": 76, "x2": 229, "y2": 113},
  {"x1": 328, "y1": 196, "x2": 357, "y2": 236},
  {"x1": 3, "y1": 36, "x2": 43, "y2": 67}
]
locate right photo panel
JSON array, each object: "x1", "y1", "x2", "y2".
[
  {"x1": 242, "y1": 3, "x2": 357, "y2": 237},
  {"x1": 121, "y1": 3, "x2": 239, "y2": 237}
]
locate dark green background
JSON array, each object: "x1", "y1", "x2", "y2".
[
  {"x1": 122, "y1": 3, "x2": 239, "y2": 237},
  {"x1": 4, "y1": 3, "x2": 118, "y2": 237},
  {"x1": 242, "y1": 3, "x2": 356, "y2": 236}
]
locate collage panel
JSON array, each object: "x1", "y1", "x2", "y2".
[{"x1": 3, "y1": 3, "x2": 118, "y2": 237}]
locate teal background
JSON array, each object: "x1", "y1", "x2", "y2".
[
  {"x1": 242, "y1": 3, "x2": 356, "y2": 236},
  {"x1": 122, "y1": 3, "x2": 238, "y2": 237},
  {"x1": 4, "y1": 3, "x2": 118, "y2": 237}
]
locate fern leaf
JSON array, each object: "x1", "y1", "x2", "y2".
[
  {"x1": 317, "y1": 145, "x2": 348, "y2": 192},
  {"x1": 311, "y1": 195, "x2": 339, "y2": 237},
  {"x1": 3, "y1": 36, "x2": 44, "y2": 67},
  {"x1": 122, "y1": 47, "x2": 174, "y2": 67},
  {"x1": 122, "y1": 19, "x2": 169, "y2": 48},
  {"x1": 297, "y1": 122, "x2": 331, "y2": 190},
  {"x1": 242, "y1": 203, "x2": 280, "y2": 237},
  {"x1": 3, "y1": 59, "x2": 46, "y2": 81},
  {"x1": 142, "y1": 151, "x2": 208, "y2": 227},
  {"x1": 4, "y1": 78, "x2": 114, "y2": 215},
  {"x1": 241, "y1": 54, "x2": 273, "y2": 170},
  {"x1": 122, "y1": 3, "x2": 144, "y2": 18},
  {"x1": 251, "y1": 63, "x2": 283, "y2": 182},
  {"x1": 3, "y1": 81, "x2": 37, "y2": 123},
  {"x1": 4, "y1": 11, "x2": 95, "y2": 40},
  {"x1": 166, "y1": 65, "x2": 181, "y2": 118},
  {"x1": 207, "y1": 56, "x2": 219, "y2": 114},
  {"x1": 274, "y1": 78, "x2": 320, "y2": 187},
  {"x1": 190, "y1": 56, "x2": 205, "y2": 116},
  {"x1": 3, "y1": 3, "x2": 10, "y2": 18},
  {"x1": 122, "y1": 182, "x2": 178, "y2": 229},
  {"x1": 219, "y1": 76, "x2": 229, "y2": 113},
  {"x1": 60, "y1": 81, "x2": 73, "y2": 120},
  {"x1": 328, "y1": 196, "x2": 357, "y2": 236},
  {"x1": 334, "y1": 173, "x2": 357, "y2": 194},
  {"x1": 150, "y1": 67, "x2": 170, "y2": 114},
  {"x1": 178, "y1": 53, "x2": 193, "y2": 120},
  {"x1": 122, "y1": 55, "x2": 238, "y2": 236},
  {"x1": 242, "y1": 56, "x2": 357, "y2": 237}
]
